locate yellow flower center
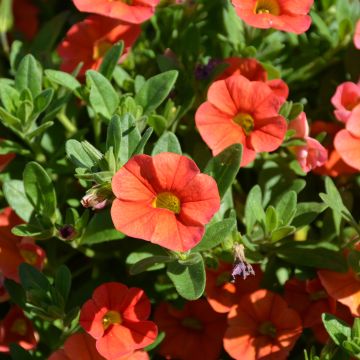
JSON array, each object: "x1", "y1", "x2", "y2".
[
  {"x1": 153, "y1": 192, "x2": 181, "y2": 214},
  {"x1": 233, "y1": 113, "x2": 255, "y2": 136},
  {"x1": 254, "y1": 0, "x2": 281, "y2": 15},
  {"x1": 20, "y1": 249, "x2": 38, "y2": 266},
  {"x1": 102, "y1": 310, "x2": 122, "y2": 330},
  {"x1": 11, "y1": 319, "x2": 27, "y2": 336},
  {"x1": 93, "y1": 41, "x2": 113, "y2": 60}
]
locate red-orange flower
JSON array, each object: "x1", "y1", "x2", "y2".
[
  {"x1": 58, "y1": 15, "x2": 141, "y2": 78},
  {"x1": 224, "y1": 289, "x2": 302, "y2": 360},
  {"x1": 206, "y1": 262, "x2": 262, "y2": 313},
  {"x1": 154, "y1": 299, "x2": 227, "y2": 360},
  {"x1": 0, "y1": 208, "x2": 46, "y2": 282},
  {"x1": 72, "y1": 0, "x2": 159, "y2": 24},
  {"x1": 334, "y1": 104, "x2": 360, "y2": 171},
  {"x1": 231, "y1": 0, "x2": 313, "y2": 34},
  {"x1": 310, "y1": 121, "x2": 357, "y2": 177},
  {"x1": 331, "y1": 81, "x2": 360, "y2": 123},
  {"x1": 318, "y1": 268, "x2": 360, "y2": 317},
  {"x1": 13, "y1": 0, "x2": 39, "y2": 40},
  {"x1": 0, "y1": 306, "x2": 38, "y2": 352},
  {"x1": 217, "y1": 57, "x2": 289, "y2": 100},
  {"x1": 49, "y1": 332, "x2": 149, "y2": 360},
  {"x1": 80, "y1": 282, "x2": 157, "y2": 360},
  {"x1": 111, "y1": 153, "x2": 220, "y2": 252},
  {"x1": 195, "y1": 74, "x2": 287, "y2": 166}
]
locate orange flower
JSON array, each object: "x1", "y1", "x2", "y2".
[
  {"x1": 218, "y1": 57, "x2": 289, "y2": 100},
  {"x1": 48, "y1": 332, "x2": 149, "y2": 360},
  {"x1": 0, "y1": 306, "x2": 38, "y2": 352},
  {"x1": 334, "y1": 104, "x2": 360, "y2": 171},
  {"x1": 154, "y1": 299, "x2": 227, "y2": 360},
  {"x1": 79, "y1": 282, "x2": 157, "y2": 360},
  {"x1": 231, "y1": 0, "x2": 313, "y2": 34},
  {"x1": 224, "y1": 289, "x2": 302, "y2": 360},
  {"x1": 318, "y1": 268, "x2": 360, "y2": 317},
  {"x1": 0, "y1": 154, "x2": 15, "y2": 172},
  {"x1": 206, "y1": 262, "x2": 262, "y2": 313},
  {"x1": 72, "y1": 0, "x2": 159, "y2": 24},
  {"x1": 195, "y1": 74, "x2": 287, "y2": 166},
  {"x1": 310, "y1": 121, "x2": 357, "y2": 177},
  {"x1": 111, "y1": 153, "x2": 220, "y2": 252},
  {"x1": 0, "y1": 208, "x2": 46, "y2": 282},
  {"x1": 331, "y1": 81, "x2": 360, "y2": 123},
  {"x1": 58, "y1": 15, "x2": 141, "y2": 78}
]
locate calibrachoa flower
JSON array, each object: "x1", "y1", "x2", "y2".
[
  {"x1": 0, "y1": 306, "x2": 38, "y2": 352},
  {"x1": 72, "y1": 0, "x2": 159, "y2": 24},
  {"x1": 354, "y1": 20, "x2": 360, "y2": 49},
  {"x1": 58, "y1": 15, "x2": 141, "y2": 77},
  {"x1": 195, "y1": 74, "x2": 287, "y2": 166},
  {"x1": 79, "y1": 282, "x2": 157, "y2": 360},
  {"x1": 231, "y1": 0, "x2": 314, "y2": 34},
  {"x1": 224, "y1": 289, "x2": 302, "y2": 360},
  {"x1": 334, "y1": 104, "x2": 360, "y2": 171},
  {"x1": 111, "y1": 153, "x2": 220, "y2": 252},
  {"x1": 48, "y1": 332, "x2": 149, "y2": 360},
  {"x1": 0, "y1": 208, "x2": 46, "y2": 282},
  {"x1": 331, "y1": 81, "x2": 360, "y2": 123},
  {"x1": 154, "y1": 299, "x2": 227, "y2": 360},
  {"x1": 310, "y1": 121, "x2": 357, "y2": 177},
  {"x1": 288, "y1": 112, "x2": 328, "y2": 173},
  {"x1": 318, "y1": 267, "x2": 360, "y2": 317},
  {"x1": 217, "y1": 57, "x2": 289, "y2": 100},
  {"x1": 206, "y1": 262, "x2": 262, "y2": 313},
  {"x1": 13, "y1": 0, "x2": 39, "y2": 40}
]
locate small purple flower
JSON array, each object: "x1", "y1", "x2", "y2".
[
  {"x1": 194, "y1": 59, "x2": 221, "y2": 80},
  {"x1": 59, "y1": 225, "x2": 76, "y2": 240},
  {"x1": 231, "y1": 244, "x2": 255, "y2": 282}
]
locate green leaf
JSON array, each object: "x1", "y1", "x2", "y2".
[
  {"x1": 9, "y1": 344, "x2": 34, "y2": 360},
  {"x1": 271, "y1": 226, "x2": 296, "y2": 242},
  {"x1": 15, "y1": 54, "x2": 42, "y2": 98},
  {"x1": 19, "y1": 263, "x2": 51, "y2": 291},
  {"x1": 27, "y1": 121, "x2": 54, "y2": 139},
  {"x1": 66, "y1": 139, "x2": 98, "y2": 170},
  {"x1": 4, "y1": 279, "x2": 26, "y2": 308},
  {"x1": 292, "y1": 202, "x2": 327, "y2": 228},
  {"x1": 80, "y1": 209, "x2": 125, "y2": 245},
  {"x1": 119, "y1": 113, "x2": 141, "y2": 166},
  {"x1": 204, "y1": 144, "x2": 242, "y2": 198},
  {"x1": 322, "y1": 313, "x2": 351, "y2": 346},
  {"x1": 55, "y1": 265, "x2": 72, "y2": 304},
  {"x1": 106, "y1": 115, "x2": 122, "y2": 164},
  {"x1": 3, "y1": 180, "x2": 34, "y2": 221},
  {"x1": 152, "y1": 131, "x2": 182, "y2": 155},
  {"x1": 0, "y1": 84, "x2": 19, "y2": 113},
  {"x1": 12, "y1": 224, "x2": 54, "y2": 239},
  {"x1": 130, "y1": 255, "x2": 174, "y2": 275},
  {"x1": 277, "y1": 242, "x2": 348, "y2": 272},
  {"x1": 245, "y1": 185, "x2": 265, "y2": 233},
  {"x1": 275, "y1": 191, "x2": 297, "y2": 226},
  {"x1": 265, "y1": 206, "x2": 278, "y2": 233},
  {"x1": 288, "y1": 103, "x2": 304, "y2": 121},
  {"x1": 131, "y1": 127, "x2": 153, "y2": 156},
  {"x1": 0, "y1": 140, "x2": 30, "y2": 156},
  {"x1": 0, "y1": 106, "x2": 22, "y2": 131},
  {"x1": 23, "y1": 162, "x2": 57, "y2": 220},
  {"x1": 126, "y1": 244, "x2": 171, "y2": 272},
  {"x1": 33, "y1": 88, "x2": 54, "y2": 116},
  {"x1": 192, "y1": 218, "x2": 237, "y2": 252},
  {"x1": 99, "y1": 41, "x2": 124, "y2": 80},
  {"x1": 86, "y1": 70, "x2": 119, "y2": 120},
  {"x1": 135, "y1": 70, "x2": 178, "y2": 114},
  {"x1": 167, "y1": 256, "x2": 206, "y2": 300},
  {"x1": 45, "y1": 69, "x2": 81, "y2": 91}
]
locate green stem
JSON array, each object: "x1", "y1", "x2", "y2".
[
  {"x1": 0, "y1": 32, "x2": 9, "y2": 56},
  {"x1": 57, "y1": 112, "x2": 77, "y2": 135}
]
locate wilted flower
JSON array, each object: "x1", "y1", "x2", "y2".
[
  {"x1": 81, "y1": 184, "x2": 113, "y2": 210},
  {"x1": 231, "y1": 244, "x2": 255, "y2": 281}
]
